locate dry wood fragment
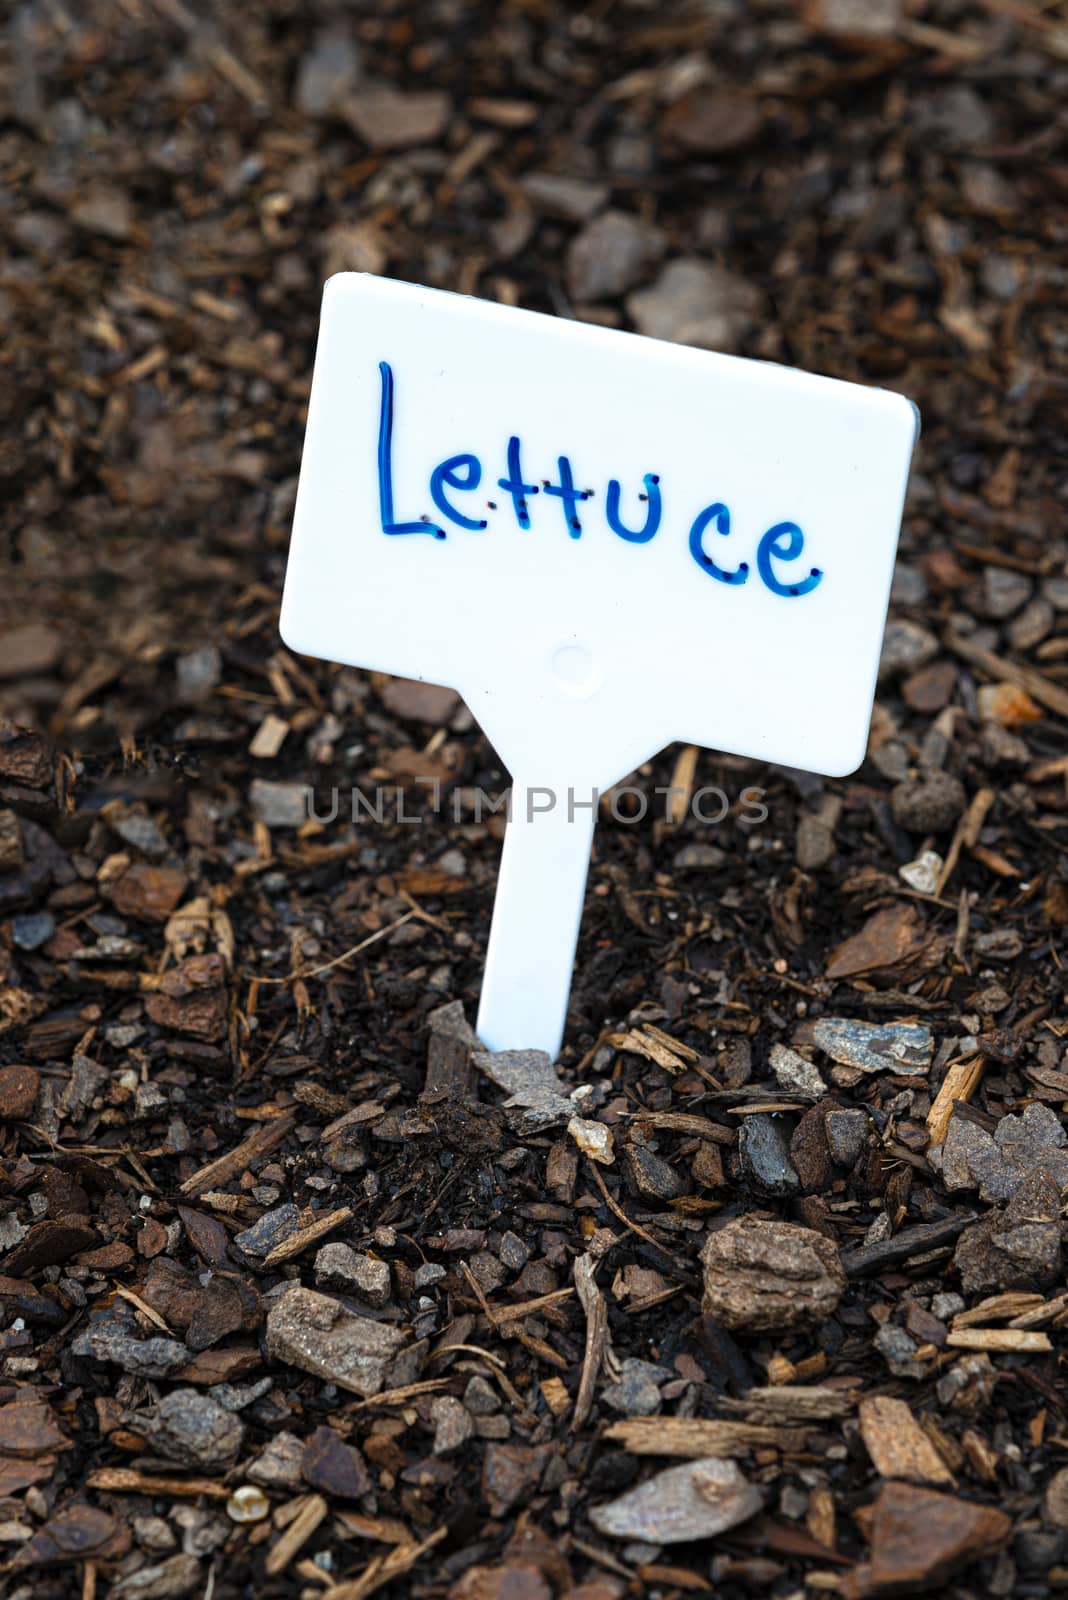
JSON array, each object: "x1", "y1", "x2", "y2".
[
  {"x1": 540, "y1": 1377, "x2": 571, "y2": 1417},
  {"x1": 1010, "y1": 1293, "x2": 1068, "y2": 1329},
  {"x1": 806, "y1": 1486, "x2": 836, "y2": 1551},
  {"x1": 926, "y1": 1057, "x2": 984, "y2": 1146},
  {"x1": 490, "y1": 1287, "x2": 575, "y2": 1325},
  {"x1": 261, "y1": 1206, "x2": 353, "y2": 1266},
  {"x1": 179, "y1": 1113, "x2": 295, "y2": 1197},
  {"x1": 572, "y1": 1253, "x2": 612, "y2": 1432},
  {"x1": 629, "y1": 1111, "x2": 734, "y2": 1143},
  {"x1": 86, "y1": 1468, "x2": 229, "y2": 1498},
  {"x1": 858, "y1": 1396, "x2": 955, "y2": 1486},
  {"x1": 346, "y1": 1379, "x2": 451, "y2": 1411},
  {"x1": 960, "y1": 1428, "x2": 999, "y2": 1484},
  {"x1": 605, "y1": 1028, "x2": 685, "y2": 1073},
  {"x1": 265, "y1": 1495, "x2": 328, "y2": 1577},
  {"x1": 603, "y1": 1417, "x2": 808, "y2": 1458},
  {"x1": 723, "y1": 1386, "x2": 856, "y2": 1422},
  {"x1": 952, "y1": 1291, "x2": 1044, "y2": 1328},
  {"x1": 945, "y1": 1329, "x2": 1052, "y2": 1353},
  {"x1": 321, "y1": 1527, "x2": 446, "y2": 1600},
  {"x1": 946, "y1": 633, "x2": 1068, "y2": 720},
  {"x1": 936, "y1": 788, "x2": 995, "y2": 896}
]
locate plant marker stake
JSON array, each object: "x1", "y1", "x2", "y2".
[{"x1": 280, "y1": 274, "x2": 919, "y2": 1059}]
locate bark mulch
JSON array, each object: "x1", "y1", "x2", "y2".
[{"x1": 1, "y1": 2, "x2": 1068, "y2": 1597}]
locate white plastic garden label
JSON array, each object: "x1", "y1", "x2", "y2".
[{"x1": 281, "y1": 273, "x2": 919, "y2": 1058}]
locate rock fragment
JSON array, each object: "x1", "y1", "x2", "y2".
[
  {"x1": 345, "y1": 86, "x2": 451, "y2": 150},
  {"x1": 769, "y1": 1044, "x2": 825, "y2": 1099},
  {"x1": 590, "y1": 1457, "x2": 762, "y2": 1543},
  {"x1": 473, "y1": 1049, "x2": 574, "y2": 1127},
  {"x1": 148, "y1": 1390, "x2": 244, "y2": 1470},
  {"x1": 701, "y1": 1215, "x2": 845, "y2": 1333},
  {"x1": 266, "y1": 1283, "x2": 410, "y2": 1397},
  {"x1": 566, "y1": 210, "x2": 664, "y2": 302},
  {"x1": 72, "y1": 1323, "x2": 190, "y2": 1379},
  {"x1": 519, "y1": 173, "x2": 609, "y2": 221},
  {"x1": 813, "y1": 1017, "x2": 932, "y2": 1076},
  {"x1": 627, "y1": 259, "x2": 761, "y2": 353},
  {"x1": 314, "y1": 1242, "x2": 390, "y2": 1305}
]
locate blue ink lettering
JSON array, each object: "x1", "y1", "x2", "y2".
[
  {"x1": 544, "y1": 455, "x2": 589, "y2": 539},
  {"x1": 377, "y1": 362, "x2": 445, "y2": 539},
  {"x1": 688, "y1": 502, "x2": 749, "y2": 585},
  {"x1": 498, "y1": 437, "x2": 539, "y2": 529},
  {"x1": 756, "y1": 521, "x2": 823, "y2": 597},
  {"x1": 430, "y1": 453, "x2": 487, "y2": 531},
  {"x1": 606, "y1": 474, "x2": 662, "y2": 544}
]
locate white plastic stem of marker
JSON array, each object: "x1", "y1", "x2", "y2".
[
  {"x1": 279, "y1": 273, "x2": 920, "y2": 1062},
  {"x1": 476, "y1": 781, "x2": 596, "y2": 1056}
]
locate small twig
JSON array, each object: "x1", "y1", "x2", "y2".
[
  {"x1": 253, "y1": 913, "x2": 416, "y2": 986},
  {"x1": 586, "y1": 1158, "x2": 676, "y2": 1260}
]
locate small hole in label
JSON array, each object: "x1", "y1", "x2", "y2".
[{"x1": 552, "y1": 645, "x2": 594, "y2": 690}]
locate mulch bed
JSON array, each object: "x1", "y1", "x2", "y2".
[{"x1": 2, "y1": 1, "x2": 1068, "y2": 1596}]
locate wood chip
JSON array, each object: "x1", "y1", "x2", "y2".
[
  {"x1": 927, "y1": 1057, "x2": 983, "y2": 1146},
  {"x1": 945, "y1": 1328, "x2": 1053, "y2": 1352},
  {"x1": 603, "y1": 1417, "x2": 808, "y2": 1458},
  {"x1": 724, "y1": 1386, "x2": 857, "y2": 1422},
  {"x1": 86, "y1": 1468, "x2": 229, "y2": 1498},
  {"x1": 265, "y1": 1494, "x2": 328, "y2": 1576},
  {"x1": 179, "y1": 1113, "x2": 295, "y2": 1197},
  {"x1": 572, "y1": 1253, "x2": 611, "y2": 1432},
  {"x1": 858, "y1": 1396, "x2": 955, "y2": 1486}
]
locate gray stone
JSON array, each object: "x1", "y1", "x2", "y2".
[
  {"x1": 590, "y1": 1457, "x2": 762, "y2": 1543},
  {"x1": 982, "y1": 566, "x2": 1032, "y2": 620},
  {"x1": 430, "y1": 1394, "x2": 474, "y2": 1455},
  {"x1": 825, "y1": 1107, "x2": 868, "y2": 1167},
  {"x1": 176, "y1": 647, "x2": 221, "y2": 703},
  {"x1": 930, "y1": 1292, "x2": 964, "y2": 1321},
  {"x1": 879, "y1": 619, "x2": 939, "y2": 678},
  {"x1": 813, "y1": 1017, "x2": 933, "y2": 1076},
  {"x1": 874, "y1": 1324, "x2": 924, "y2": 1380},
  {"x1": 463, "y1": 1375, "x2": 499, "y2": 1415},
  {"x1": 796, "y1": 814, "x2": 835, "y2": 871},
  {"x1": 626, "y1": 259, "x2": 761, "y2": 353},
  {"x1": 315, "y1": 1242, "x2": 390, "y2": 1306},
  {"x1": 953, "y1": 1170, "x2": 1063, "y2": 1296},
  {"x1": 973, "y1": 928, "x2": 1023, "y2": 962},
  {"x1": 12, "y1": 912, "x2": 55, "y2": 950},
  {"x1": 891, "y1": 562, "x2": 928, "y2": 607},
  {"x1": 601, "y1": 1359, "x2": 668, "y2": 1417},
  {"x1": 738, "y1": 1115, "x2": 800, "y2": 1197},
  {"x1": 472, "y1": 1048, "x2": 574, "y2": 1127},
  {"x1": 769, "y1": 1044, "x2": 825, "y2": 1099},
  {"x1": 73, "y1": 1323, "x2": 190, "y2": 1379},
  {"x1": 246, "y1": 1431, "x2": 305, "y2": 1490},
  {"x1": 266, "y1": 1284, "x2": 411, "y2": 1398},
  {"x1": 111, "y1": 1555, "x2": 203, "y2": 1600},
  {"x1": 519, "y1": 173, "x2": 609, "y2": 221},
  {"x1": 1008, "y1": 597, "x2": 1053, "y2": 651},
  {"x1": 413, "y1": 1261, "x2": 446, "y2": 1290},
  {"x1": 149, "y1": 1390, "x2": 244, "y2": 1470},
  {"x1": 234, "y1": 1203, "x2": 300, "y2": 1258},
  {"x1": 113, "y1": 813, "x2": 169, "y2": 858},
  {"x1": 249, "y1": 780, "x2": 308, "y2": 829},
  {"x1": 295, "y1": 25, "x2": 361, "y2": 118},
  {"x1": 891, "y1": 772, "x2": 966, "y2": 833},
  {"x1": 566, "y1": 210, "x2": 664, "y2": 302},
  {"x1": 345, "y1": 86, "x2": 451, "y2": 151},
  {"x1": 498, "y1": 1231, "x2": 529, "y2": 1272}
]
